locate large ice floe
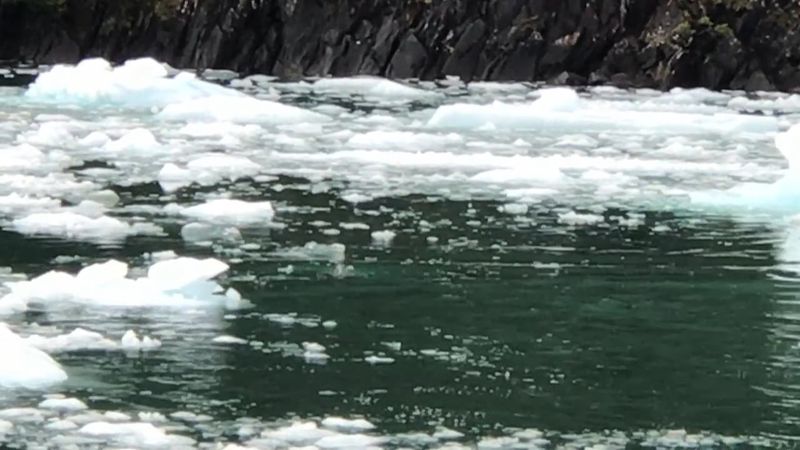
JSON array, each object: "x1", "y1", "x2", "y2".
[
  {"x1": 25, "y1": 58, "x2": 328, "y2": 125},
  {"x1": 0, "y1": 324, "x2": 67, "y2": 389},
  {"x1": 168, "y1": 199, "x2": 275, "y2": 226},
  {"x1": 427, "y1": 87, "x2": 778, "y2": 135},
  {"x1": 0, "y1": 256, "x2": 241, "y2": 314},
  {"x1": 310, "y1": 77, "x2": 440, "y2": 102}
]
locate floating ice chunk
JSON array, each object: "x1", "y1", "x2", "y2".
[
  {"x1": 498, "y1": 203, "x2": 529, "y2": 215},
  {"x1": 365, "y1": 355, "x2": 395, "y2": 365},
  {"x1": 159, "y1": 155, "x2": 261, "y2": 191},
  {"x1": 302, "y1": 342, "x2": 326, "y2": 353},
  {"x1": 158, "y1": 164, "x2": 192, "y2": 191},
  {"x1": 340, "y1": 222, "x2": 370, "y2": 230},
  {"x1": 275, "y1": 242, "x2": 346, "y2": 263},
  {"x1": 312, "y1": 77, "x2": 437, "y2": 100},
  {"x1": 79, "y1": 421, "x2": 187, "y2": 447},
  {"x1": 187, "y1": 155, "x2": 261, "y2": 177},
  {"x1": 78, "y1": 131, "x2": 111, "y2": 147},
  {"x1": 472, "y1": 166, "x2": 563, "y2": 185},
  {"x1": 303, "y1": 350, "x2": 331, "y2": 362},
  {"x1": 0, "y1": 323, "x2": 67, "y2": 388},
  {"x1": 263, "y1": 421, "x2": 335, "y2": 445},
  {"x1": 180, "y1": 222, "x2": 242, "y2": 242},
  {"x1": 147, "y1": 250, "x2": 177, "y2": 262},
  {"x1": 315, "y1": 433, "x2": 385, "y2": 448},
  {"x1": 558, "y1": 211, "x2": 605, "y2": 226},
  {"x1": 85, "y1": 190, "x2": 120, "y2": 208},
  {"x1": 0, "y1": 419, "x2": 11, "y2": 433},
  {"x1": 177, "y1": 121, "x2": 262, "y2": 138},
  {"x1": 120, "y1": 330, "x2": 161, "y2": 350},
  {"x1": 79, "y1": 259, "x2": 128, "y2": 281},
  {"x1": 341, "y1": 192, "x2": 372, "y2": 204},
  {"x1": 382, "y1": 341, "x2": 402, "y2": 351},
  {"x1": 146, "y1": 257, "x2": 229, "y2": 290},
  {"x1": 776, "y1": 123, "x2": 800, "y2": 172},
  {"x1": 1, "y1": 256, "x2": 233, "y2": 310},
  {"x1": 477, "y1": 436, "x2": 521, "y2": 449},
  {"x1": 18, "y1": 122, "x2": 74, "y2": 147},
  {"x1": 222, "y1": 445, "x2": 260, "y2": 450},
  {"x1": 428, "y1": 87, "x2": 778, "y2": 134},
  {"x1": 691, "y1": 123, "x2": 800, "y2": 211},
  {"x1": 39, "y1": 397, "x2": 88, "y2": 412},
  {"x1": 178, "y1": 199, "x2": 274, "y2": 225},
  {"x1": 45, "y1": 419, "x2": 78, "y2": 431},
  {"x1": 371, "y1": 230, "x2": 396, "y2": 245},
  {"x1": 213, "y1": 335, "x2": 248, "y2": 344},
  {"x1": 0, "y1": 144, "x2": 47, "y2": 171},
  {"x1": 0, "y1": 407, "x2": 45, "y2": 422},
  {"x1": 26, "y1": 58, "x2": 236, "y2": 108},
  {"x1": 347, "y1": 131, "x2": 462, "y2": 150},
  {"x1": 26, "y1": 328, "x2": 118, "y2": 352},
  {"x1": 170, "y1": 411, "x2": 213, "y2": 422},
  {"x1": 0, "y1": 173, "x2": 97, "y2": 200},
  {"x1": 0, "y1": 193, "x2": 60, "y2": 216},
  {"x1": 433, "y1": 427, "x2": 465, "y2": 440},
  {"x1": 321, "y1": 417, "x2": 375, "y2": 432},
  {"x1": 729, "y1": 93, "x2": 800, "y2": 113},
  {"x1": 11, "y1": 211, "x2": 159, "y2": 243},
  {"x1": 103, "y1": 128, "x2": 164, "y2": 154},
  {"x1": 138, "y1": 412, "x2": 168, "y2": 423},
  {"x1": 158, "y1": 95, "x2": 328, "y2": 125},
  {"x1": 274, "y1": 150, "x2": 574, "y2": 187}
]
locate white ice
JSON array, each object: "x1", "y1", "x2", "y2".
[
  {"x1": 0, "y1": 256, "x2": 234, "y2": 312},
  {"x1": 158, "y1": 95, "x2": 329, "y2": 125},
  {"x1": 312, "y1": 77, "x2": 438, "y2": 101},
  {"x1": 159, "y1": 155, "x2": 261, "y2": 191},
  {"x1": 11, "y1": 211, "x2": 162, "y2": 243},
  {"x1": 27, "y1": 58, "x2": 236, "y2": 108},
  {"x1": 0, "y1": 323, "x2": 67, "y2": 388},
  {"x1": 120, "y1": 330, "x2": 162, "y2": 351},
  {"x1": 27, "y1": 328, "x2": 118, "y2": 352},
  {"x1": 39, "y1": 398, "x2": 88, "y2": 412},
  {"x1": 428, "y1": 87, "x2": 778, "y2": 135},
  {"x1": 213, "y1": 335, "x2": 248, "y2": 344},
  {"x1": 174, "y1": 199, "x2": 275, "y2": 225},
  {"x1": 79, "y1": 421, "x2": 192, "y2": 447}
]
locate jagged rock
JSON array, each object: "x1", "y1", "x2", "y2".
[{"x1": 1, "y1": 0, "x2": 799, "y2": 90}]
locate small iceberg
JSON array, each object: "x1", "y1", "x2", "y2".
[{"x1": 0, "y1": 323, "x2": 67, "y2": 389}]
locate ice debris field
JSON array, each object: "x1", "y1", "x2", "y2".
[{"x1": 0, "y1": 57, "x2": 798, "y2": 448}]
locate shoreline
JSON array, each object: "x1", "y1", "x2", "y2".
[{"x1": 1, "y1": 0, "x2": 797, "y2": 91}]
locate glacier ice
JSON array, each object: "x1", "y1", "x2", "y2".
[
  {"x1": 0, "y1": 323, "x2": 67, "y2": 389},
  {"x1": 428, "y1": 87, "x2": 778, "y2": 135}
]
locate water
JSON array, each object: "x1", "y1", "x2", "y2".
[{"x1": 0, "y1": 60, "x2": 799, "y2": 448}]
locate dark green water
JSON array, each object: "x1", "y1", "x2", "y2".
[{"x1": 2, "y1": 189, "x2": 797, "y2": 447}]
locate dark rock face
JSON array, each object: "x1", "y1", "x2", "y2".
[{"x1": 2, "y1": 0, "x2": 800, "y2": 90}]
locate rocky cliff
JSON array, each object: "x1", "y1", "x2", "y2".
[{"x1": 2, "y1": 0, "x2": 799, "y2": 90}]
